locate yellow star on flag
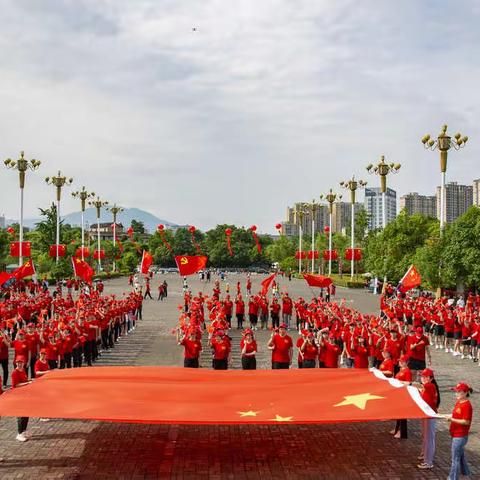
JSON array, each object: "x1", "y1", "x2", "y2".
[
  {"x1": 269, "y1": 414, "x2": 293, "y2": 422},
  {"x1": 334, "y1": 393, "x2": 384, "y2": 410},
  {"x1": 237, "y1": 410, "x2": 259, "y2": 417}
]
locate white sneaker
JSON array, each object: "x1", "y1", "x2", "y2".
[
  {"x1": 16, "y1": 433, "x2": 27, "y2": 442},
  {"x1": 453, "y1": 352, "x2": 460, "y2": 357},
  {"x1": 435, "y1": 345, "x2": 439, "y2": 349},
  {"x1": 461, "y1": 355, "x2": 465, "y2": 359}
]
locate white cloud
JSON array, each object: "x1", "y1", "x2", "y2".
[{"x1": 0, "y1": 0, "x2": 479, "y2": 231}]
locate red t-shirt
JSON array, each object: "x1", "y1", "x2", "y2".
[
  {"x1": 323, "y1": 342, "x2": 340, "y2": 368},
  {"x1": 395, "y1": 367, "x2": 412, "y2": 383},
  {"x1": 282, "y1": 298, "x2": 293, "y2": 315},
  {"x1": 271, "y1": 334, "x2": 293, "y2": 363},
  {"x1": 379, "y1": 358, "x2": 395, "y2": 377},
  {"x1": 302, "y1": 342, "x2": 318, "y2": 361},
  {"x1": 353, "y1": 346, "x2": 369, "y2": 368},
  {"x1": 211, "y1": 339, "x2": 230, "y2": 360},
  {"x1": 11, "y1": 368, "x2": 28, "y2": 388},
  {"x1": 240, "y1": 339, "x2": 257, "y2": 356},
  {"x1": 181, "y1": 339, "x2": 202, "y2": 359},
  {"x1": 34, "y1": 359, "x2": 49, "y2": 375},
  {"x1": 235, "y1": 301, "x2": 245, "y2": 315},
  {"x1": 12, "y1": 339, "x2": 29, "y2": 361},
  {"x1": 407, "y1": 335, "x2": 429, "y2": 361},
  {"x1": 421, "y1": 382, "x2": 438, "y2": 412},
  {"x1": 450, "y1": 400, "x2": 473, "y2": 437}
]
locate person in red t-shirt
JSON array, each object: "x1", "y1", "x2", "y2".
[
  {"x1": 235, "y1": 295, "x2": 245, "y2": 329},
  {"x1": 11, "y1": 356, "x2": 31, "y2": 442},
  {"x1": 240, "y1": 329, "x2": 257, "y2": 370},
  {"x1": 210, "y1": 331, "x2": 231, "y2": 370},
  {"x1": 300, "y1": 333, "x2": 318, "y2": 368},
  {"x1": 379, "y1": 349, "x2": 394, "y2": 378},
  {"x1": 268, "y1": 324, "x2": 293, "y2": 369},
  {"x1": 352, "y1": 336, "x2": 369, "y2": 369},
  {"x1": 270, "y1": 298, "x2": 281, "y2": 329},
  {"x1": 391, "y1": 355, "x2": 412, "y2": 439},
  {"x1": 296, "y1": 330, "x2": 307, "y2": 368},
  {"x1": 416, "y1": 368, "x2": 440, "y2": 470},
  {"x1": 406, "y1": 327, "x2": 431, "y2": 373},
  {"x1": 281, "y1": 293, "x2": 293, "y2": 329},
  {"x1": 11, "y1": 330, "x2": 29, "y2": 373},
  {"x1": 34, "y1": 349, "x2": 50, "y2": 376},
  {"x1": 223, "y1": 295, "x2": 233, "y2": 328},
  {"x1": 441, "y1": 382, "x2": 473, "y2": 480},
  {"x1": 177, "y1": 328, "x2": 202, "y2": 368}
]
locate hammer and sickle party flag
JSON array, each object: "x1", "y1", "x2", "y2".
[
  {"x1": 175, "y1": 255, "x2": 207, "y2": 276},
  {"x1": 398, "y1": 265, "x2": 421, "y2": 292}
]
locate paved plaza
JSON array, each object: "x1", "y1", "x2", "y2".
[{"x1": 0, "y1": 273, "x2": 478, "y2": 479}]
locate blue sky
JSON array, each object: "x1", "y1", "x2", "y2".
[{"x1": 1, "y1": 0, "x2": 479, "y2": 232}]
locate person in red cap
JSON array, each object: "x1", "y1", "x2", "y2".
[
  {"x1": 300, "y1": 333, "x2": 318, "y2": 368},
  {"x1": 406, "y1": 327, "x2": 431, "y2": 374},
  {"x1": 296, "y1": 330, "x2": 308, "y2": 368},
  {"x1": 440, "y1": 382, "x2": 473, "y2": 480},
  {"x1": 234, "y1": 294, "x2": 245, "y2": 329},
  {"x1": 11, "y1": 356, "x2": 31, "y2": 442},
  {"x1": 390, "y1": 355, "x2": 412, "y2": 439},
  {"x1": 177, "y1": 327, "x2": 202, "y2": 368},
  {"x1": 320, "y1": 332, "x2": 341, "y2": 368},
  {"x1": 34, "y1": 349, "x2": 50, "y2": 376},
  {"x1": 268, "y1": 324, "x2": 293, "y2": 369},
  {"x1": 240, "y1": 329, "x2": 257, "y2": 370},
  {"x1": 416, "y1": 368, "x2": 440, "y2": 470},
  {"x1": 379, "y1": 349, "x2": 394, "y2": 378}
]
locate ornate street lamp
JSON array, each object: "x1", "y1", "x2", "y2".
[
  {"x1": 340, "y1": 176, "x2": 367, "y2": 279},
  {"x1": 4, "y1": 152, "x2": 41, "y2": 266},
  {"x1": 294, "y1": 205, "x2": 306, "y2": 274},
  {"x1": 71, "y1": 187, "x2": 95, "y2": 261},
  {"x1": 107, "y1": 203, "x2": 124, "y2": 272},
  {"x1": 421, "y1": 124, "x2": 468, "y2": 230},
  {"x1": 89, "y1": 196, "x2": 109, "y2": 272},
  {"x1": 305, "y1": 200, "x2": 319, "y2": 273},
  {"x1": 320, "y1": 189, "x2": 342, "y2": 276},
  {"x1": 45, "y1": 171, "x2": 73, "y2": 263}
]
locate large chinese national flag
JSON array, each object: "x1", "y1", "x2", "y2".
[
  {"x1": 140, "y1": 250, "x2": 153, "y2": 274},
  {"x1": 71, "y1": 257, "x2": 94, "y2": 283},
  {"x1": 303, "y1": 273, "x2": 333, "y2": 288},
  {"x1": 175, "y1": 255, "x2": 207, "y2": 276},
  {"x1": 13, "y1": 259, "x2": 36, "y2": 279},
  {"x1": 0, "y1": 367, "x2": 435, "y2": 425},
  {"x1": 398, "y1": 265, "x2": 421, "y2": 292}
]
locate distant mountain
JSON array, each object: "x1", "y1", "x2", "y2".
[{"x1": 8, "y1": 207, "x2": 178, "y2": 233}]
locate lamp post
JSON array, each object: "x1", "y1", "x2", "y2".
[
  {"x1": 71, "y1": 187, "x2": 95, "y2": 261},
  {"x1": 320, "y1": 189, "x2": 342, "y2": 276},
  {"x1": 340, "y1": 176, "x2": 367, "y2": 279},
  {"x1": 366, "y1": 156, "x2": 400, "y2": 292},
  {"x1": 45, "y1": 171, "x2": 73, "y2": 263},
  {"x1": 421, "y1": 125, "x2": 468, "y2": 231},
  {"x1": 4, "y1": 152, "x2": 41, "y2": 266},
  {"x1": 294, "y1": 205, "x2": 306, "y2": 274},
  {"x1": 107, "y1": 203, "x2": 124, "y2": 272},
  {"x1": 305, "y1": 200, "x2": 319, "y2": 273},
  {"x1": 89, "y1": 196, "x2": 109, "y2": 272}
]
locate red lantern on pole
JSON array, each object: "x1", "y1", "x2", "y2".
[
  {"x1": 225, "y1": 228, "x2": 233, "y2": 257},
  {"x1": 324, "y1": 225, "x2": 330, "y2": 233},
  {"x1": 157, "y1": 224, "x2": 164, "y2": 232},
  {"x1": 250, "y1": 225, "x2": 261, "y2": 253},
  {"x1": 6, "y1": 226, "x2": 15, "y2": 236},
  {"x1": 127, "y1": 227, "x2": 134, "y2": 238}
]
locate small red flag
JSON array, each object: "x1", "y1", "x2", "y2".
[
  {"x1": 303, "y1": 274, "x2": 333, "y2": 288},
  {"x1": 260, "y1": 272, "x2": 277, "y2": 295},
  {"x1": 175, "y1": 255, "x2": 207, "y2": 276},
  {"x1": 399, "y1": 265, "x2": 421, "y2": 292},
  {"x1": 49, "y1": 244, "x2": 66, "y2": 257},
  {"x1": 13, "y1": 259, "x2": 36, "y2": 280},
  {"x1": 72, "y1": 257, "x2": 94, "y2": 283},
  {"x1": 10, "y1": 242, "x2": 31, "y2": 257},
  {"x1": 141, "y1": 250, "x2": 153, "y2": 274}
]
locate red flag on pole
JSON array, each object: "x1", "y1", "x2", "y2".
[
  {"x1": 140, "y1": 250, "x2": 153, "y2": 274},
  {"x1": 49, "y1": 244, "x2": 66, "y2": 258},
  {"x1": 398, "y1": 265, "x2": 421, "y2": 292},
  {"x1": 10, "y1": 242, "x2": 31, "y2": 257},
  {"x1": 303, "y1": 273, "x2": 333, "y2": 288},
  {"x1": 72, "y1": 257, "x2": 94, "y2": 283},
  {"x1": 0, "y1": 271, "x2": 14, "y2": 286},
  {"x1": 13, "y1": 259, "x2": 36, "y2": 280},
  {"x1": 261, "y1": 272, "x2": 277, "y2": 295},
  {"x1": 175, "y1": 256, "x2": 207, "y2": 276}
]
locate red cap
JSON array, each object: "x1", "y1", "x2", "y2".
[
  {"x1": 279, "y1": 323, "x2": 287, "y2": 329},
  {"x1": 421, "y1": 368, "x2": 434, "y2": 378},
  {"x1": 17, "y1": 329, "x2": 25, "y2": 335},
  {"x1": 15, "y1": 356, "x2": 26, "y2": 364},
  {"x1": 300, "y1": 329, "x2": 309, "y2": 336},
  {"x1": 452, "y1": 382, "x2": 472, "y2": 393},
  {"x1": 399, "y1": 354, "x2": 409, "y2": 363},
  {"x1": 416, "y1": 327, "x2": 423, "y2": 335},
  {"x1": 40, "y1": 349, "x2": 47, "y2": 354}
]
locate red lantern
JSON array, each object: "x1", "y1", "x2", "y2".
[
  {"x1": 93, "y1": 249, "x2": 106, "y2": 260},
  {"x1": 10, "y1": 242, "x2": 31, "y2": 257},
  {"x1": 323, "y1": 250, "x2": 338, "y2": 261},
  {"x1": 188, "y1": 225, "x2": 196, "y2": 233},
  {"x1": 49, "y1": 244, "x2": 66, "y2": 257},
  {"x1": 250, "y1": 225, "x2": 257, "y2": 232},
  {"x1": 225, "y1": 228, "x2": 232, "y2": 236},
  {"x1": 275, "y1": 223, "x2": 282, "y2": 230},
  {"x1": 225, "y1": 228, "x2": 233, "y2": 256},
  {"x1": 127, "y1": 227, "x2": 134, "y2": 238},
  {"x1": 157, "y1": 224, "x2": 164, "y2": 231},
  {"x1": 6, "y1": 226, "x2": 15, "y2": 235},
  {"x1": 324, "y1": 225, "x2": 330, "y2": 233}
]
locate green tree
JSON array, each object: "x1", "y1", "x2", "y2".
[{"x1": 131, "y1": 219, "x2": 146, "y2": 234}]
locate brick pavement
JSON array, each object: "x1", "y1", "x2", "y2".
[{"x1": 0, "y1": 273, "x2": 478, "y2": 479}]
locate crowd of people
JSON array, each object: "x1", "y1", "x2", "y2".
[
  {"x1": 0, "y1": 277, "x2": 143, "y2": 444},
  {"x1": 174, "y1": 276, "x2": 475, "y2": 476}
]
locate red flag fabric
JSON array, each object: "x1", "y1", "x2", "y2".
[
  {"x1": 175, "y1": 255, "x2": 207, "y2": 276},
  {"x1": 0, "y1": 271, "x2": 13, "y2": 286},
  {"x1": 303, "y1": 273, "x2": 333, "y2": 288},
  {"x1": 141, "y1": 250, "x2": 153, "y2": 274},
  {"x1": 0, "y1": 367, "x2": 436, "y2": 425},
  {"x1": 345, "y1": 248, "x2": 362, "y2": 261},
  {"x1": 399, "y1": 265, "x2": 421, "y2": 292},
  {"x1": 74, "y1": 247, "x2": 90, "y2": 258},
  {"x1": 323, "y1": 250, "x2": 338, "y2": 261},
  {"x1": 13, "y1": 259, "x2": 36, "y2": 280},
  {"x1": 93, "y1": 249, "x2": 106, "y2": 260},
  {"x1": 295, "y1": 251, "x2": 307, "y2": 260},
  {"x1": 49, "y1": 244, "x2": 66, "y2": 257},
  {"x1": 10, "y1": 241, "x2": 31, "y2": 257},
  {"x1": 307, "y1": 250, "x2": 319, "y2": 259},
  {"x1": 71, "y1": 257, "x2": 94, "y2": 283},
  {"x1": 261, "y1": 272, "x2": 277, "y2": 295}
]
